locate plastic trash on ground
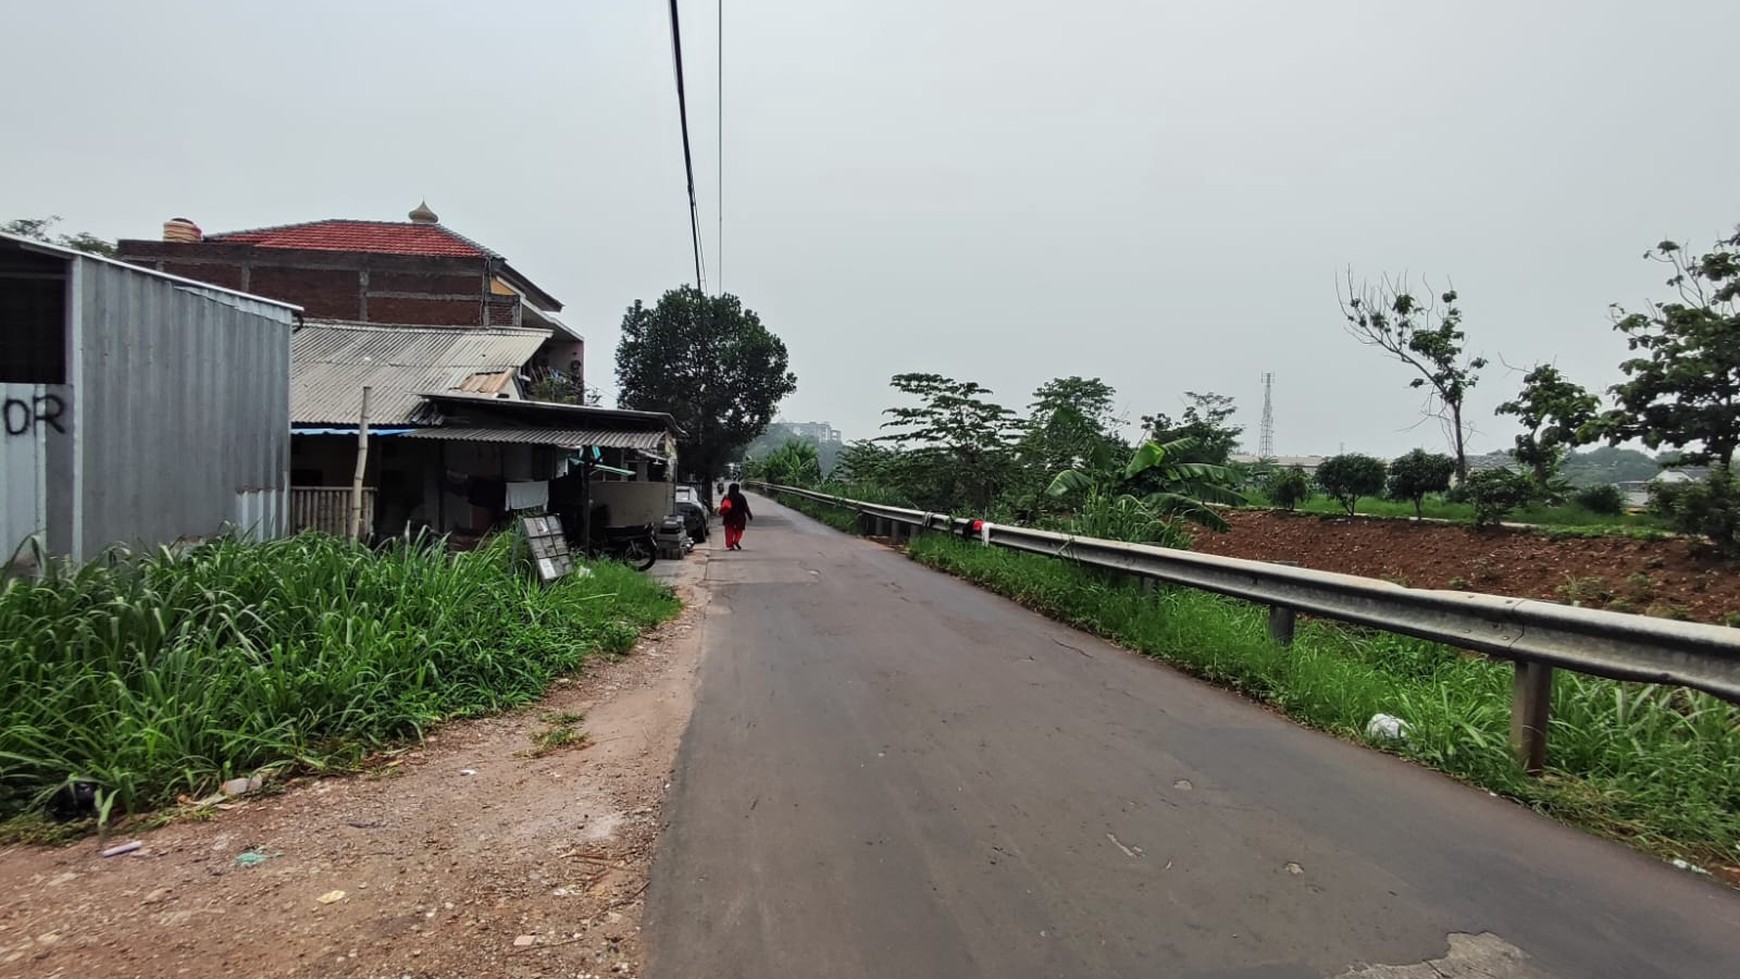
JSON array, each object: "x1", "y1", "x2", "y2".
[{"x1": 1365, "y1": 713, "x2": 1411, "y2": 742}]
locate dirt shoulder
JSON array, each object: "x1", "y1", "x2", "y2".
[
  {"x1": 1192, "y1": 510, "x2": 1740, "y2": 624},
  {"x1": 0, "y1": 552, "x2": 714, "y2": 979}
]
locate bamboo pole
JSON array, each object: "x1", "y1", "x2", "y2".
[{"x1": 349, "y1": 386, "x2": 372, "y2": 543}]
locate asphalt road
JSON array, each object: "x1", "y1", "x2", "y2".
[{"x1": 643, "y1": 496, "x2": 1740, "y2": 979}]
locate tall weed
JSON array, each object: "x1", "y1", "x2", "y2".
[{"x1": 0, "y1": 534, "x2": 677, "y2": 821}]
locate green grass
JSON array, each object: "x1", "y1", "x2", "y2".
[
  {"x1": 901, "y1": 533, "x2": 1740, "y2": 866},
  {"x1": 1243, "y1": 491, "x2": 1668, "y2": 532},
  {"x1": 0, "y1": 533, "x2": 678, "y2": 828}
]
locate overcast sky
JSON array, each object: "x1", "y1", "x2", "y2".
[{"x1": 5, "y1": 1, "x2": 1737, "y2": 457}]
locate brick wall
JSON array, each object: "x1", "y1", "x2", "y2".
[
  {"x1": 250, "y1": 266, "x2": 363, "y2": 319},
  {"x1": 114, "y1": 240, "x2": 498, "y2": 326},
  {"x1": 160, "y1": 262, "x2": 245, "y2": 290},
  {"x1": 486, "y1": 298, "x2": 521, "y2": 327},
  {"x1": 368, "y1": 296, "x2": 481, "y2": 326},
  {"x1": 370, "y1": 271, "x2": 479, "y2": 295}
]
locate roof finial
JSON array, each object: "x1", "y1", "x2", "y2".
[{"x1": 408, "y1": 200, "x2": 439, "y2": 224}]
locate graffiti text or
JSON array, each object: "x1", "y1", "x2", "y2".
[{"x1": 3, "y1": 394, "x2": 67, "y2": 436}]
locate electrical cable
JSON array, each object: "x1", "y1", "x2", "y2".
[
  {"x1": 717, "y1": 0, "x2": 724, "y2": 295},
  {"x1": 667, "y1": 0, "x2": 707, "y2": 292}
]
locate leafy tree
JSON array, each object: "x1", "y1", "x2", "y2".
[
  {"x1": 1046, "y1": 436, "x2": 1245, "y2": 541},
  {"x1": 832, "y1": 439, "x2": 899, "y2": 487},
  {"x1": 3, "y1": 215, "x2": 117, "y2": 257},
  {"x1": 1495, "y1": 364, "x2": 1600, "y2": 490},
  {"x1": 1315, "y1": 453, "x2": 1388, "y2": 516},
  {"x1": 615, "y1": 287, "x2": 797, "y2": 487},
  {"x1": 1142, "y1": 392, "x2": 1242, "y2": 465},
  {"x1": 1603, "y1": 227, "x2": 1740, "y2": 467},
  {"x1": 1264, "y1": 466, "x2": 1313, "y2": 511},
  {"x1": 1022, "y1": 376, "x2": 1123, "y2": 470},
  {"x1": 1463, "y1": 468, "x2": 1534, "y2": 527},
  {"x1": 1386, "y1": 449, "x2": 1456, "y2": 518},
  {"x1": 1339, "y1": 274, "x2": 1487, "y2": 480},
  {"x1": 878, "y1": 373, "x2": 1018, "y2": 511}
]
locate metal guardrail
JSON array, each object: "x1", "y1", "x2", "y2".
[{"x1": 753, "y1": 482, "x2": 1740, "y2": 773}]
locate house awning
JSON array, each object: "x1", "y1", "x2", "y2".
[{"x1": 401, "y1": 427, "x2": 668, "y2": 450}]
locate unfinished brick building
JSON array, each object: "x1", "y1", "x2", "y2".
[{"x1": 115, "y1": 202, "x2": 583, "y2": 381}]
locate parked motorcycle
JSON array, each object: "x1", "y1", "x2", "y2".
[{"x1": 589, "y1": 522, "x2": 658, "y2": 571}]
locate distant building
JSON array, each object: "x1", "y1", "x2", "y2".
[
  {"x1": 782, "y1": 421, "x2": 843, "y2": 444},
  {"x1": 1229, "y1": 453, "x2": 1324, "y2": 474},
  {"x1": 3, "y1": 233, "x2": 298, "y2": 561}
]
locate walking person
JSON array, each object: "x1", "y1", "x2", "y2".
[{"x1": 720, "y1": 483, "x2": 753, "y2": 551}]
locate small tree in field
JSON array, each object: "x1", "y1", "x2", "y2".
[
  {"x1": 1316, "y1": 454, "x2": 1388, "y2": 516},
  {"x1": 1387, "y1": 449, "x2": 1456, "y2": 518},
  {"x1": 1495, "y1": 364, "x2": 1599, "y2": 492},
  {"x1": 1463, "y1": 468, "x2": 1535, "y2": 527},
  {"x1": 1264, "y1": 466, "x2": 1313, "y2": 511}
]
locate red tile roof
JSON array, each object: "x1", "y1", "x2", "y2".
[{"x1": 208, "y1": 220, "x2": 495, "y2": 258}]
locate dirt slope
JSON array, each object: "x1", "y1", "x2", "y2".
[{"x1": 1191, "y1": 510, "x2": 1740, "y2": 624}]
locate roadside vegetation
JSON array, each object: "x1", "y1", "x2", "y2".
[{"x1": 0, "y1": 534, "x2": 678, "y2": 835}]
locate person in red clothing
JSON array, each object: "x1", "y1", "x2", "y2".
[{"x1": 720, "y1": 482, "x2": 753, "y2": 550}]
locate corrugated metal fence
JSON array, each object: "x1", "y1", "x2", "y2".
[
  {"x1": 74, "y1": 260, "x2": 294, "y2": 555},
  {"x1": 291, "y1": 487, "x2": 374, "y2": 538}
]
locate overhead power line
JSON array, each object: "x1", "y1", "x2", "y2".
[
  {"x1": 667, "y1": 0, "x2": 706, "y2": 292},
  {"x1": 717, "y1": 0, "x2": 724, "y2": 295}
]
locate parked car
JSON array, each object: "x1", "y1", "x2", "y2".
[{"x1": 674, "y1": 484, "x2": 709, "y2": 543}]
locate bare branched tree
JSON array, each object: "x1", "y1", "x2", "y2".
[{"x1": 1338, "y1": 271, "x2": 1488, "y2": 481}]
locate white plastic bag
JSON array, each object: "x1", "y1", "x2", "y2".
[{"x1": 1365, "y1": 713, "x2": 1411, "y2": 742}]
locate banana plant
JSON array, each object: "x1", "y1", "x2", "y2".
[{"x1": 1045, "y1": 437, "x2": 1245, "y2": 540}]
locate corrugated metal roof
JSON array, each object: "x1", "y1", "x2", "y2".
[
  {"x1": 292, "y1": 321, "x2": 548, "y2": 425},
  {"x1": 458, "y1": 370, "x2": 516, "y2": 394},
  {"x1": 418, "y1": 390, "x2": 682, "y2": 434},
  {"x1": 402, "y1": 427, "x2": 668, "y2": 449}
]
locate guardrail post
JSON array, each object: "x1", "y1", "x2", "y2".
[
  {"x1": 1509, "y1": 661, "x2": 1554, "y2": 776},
  {"x1": 857, "y1": 511, "x2": 872, "y2": 536},
  {"x1": 1267, "y1": 560, "x2": 1298, "y2": 646}
]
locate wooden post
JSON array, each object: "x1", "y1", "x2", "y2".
[
  {"x1": 1510, "y1": 660, "x2": 1554, "y2": 775},
  {"x1": 349, "y1": 386, "x2": 372, "y2": 543},
  {"x1": 1268, "y1": 560, "x2": 1298, "y2": 646}
]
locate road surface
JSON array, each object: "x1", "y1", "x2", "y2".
[{"x1": 643, "y1": 496, "x2": 1740, "y2": 978}]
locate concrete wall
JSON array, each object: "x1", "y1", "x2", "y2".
[{"x1": 590, "y1": 479, "x2": 676, "y2": 527}]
